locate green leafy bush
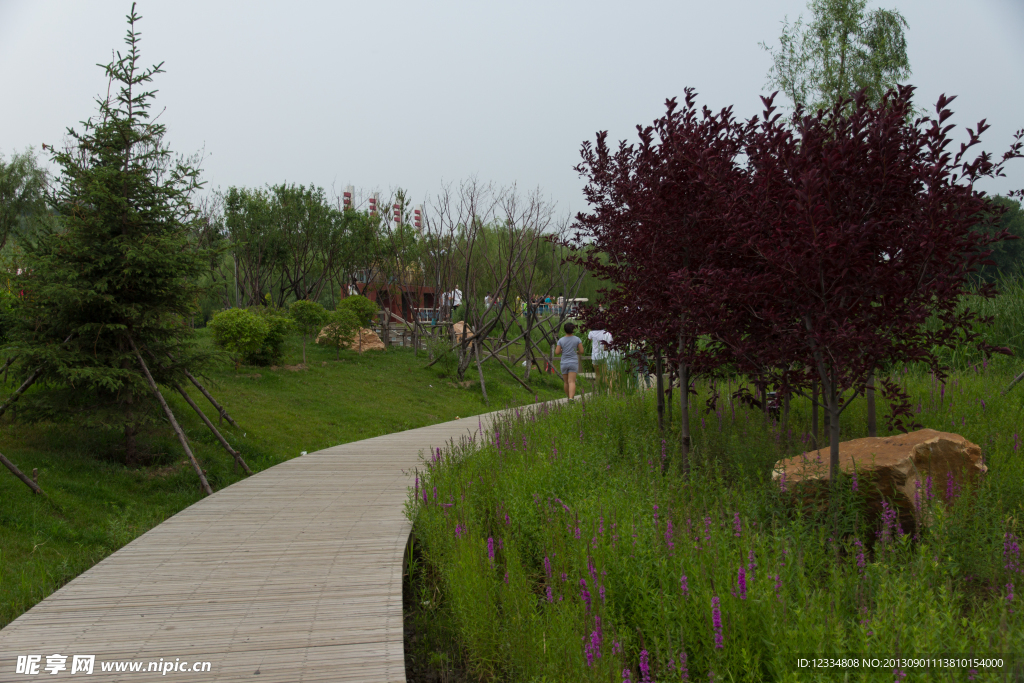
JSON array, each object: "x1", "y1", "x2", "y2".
[
  {"x1": 318, "y1": 308, "x2": 361, "y2": 360},
  {"x1": 289, "y1": 299, "x2": 328, "y2": 365},
  {"x1": 209, "y1": 308, "x2": 291, "y2": 367},
  {"x1": 338, "y1": 294, "x2": 378, "y2": 327}
]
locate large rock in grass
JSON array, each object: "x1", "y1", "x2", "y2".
[
  {"x1": 451, "y1": 321, "x2": 475, "y2": 341},
  {"x1": 316, "y1": 326, "x2": 385, "y2": 353},
  {"x1": 772, "y1": 429, "x2": 985, "y2": 528}
]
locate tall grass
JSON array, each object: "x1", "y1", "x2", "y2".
[{"x1": 407, "y1": 362, "x2": 1024, "y2": 681}]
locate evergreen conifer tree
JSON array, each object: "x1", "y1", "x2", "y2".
[{"x1": 3, "y1": 5, "x2": 237, "y2": 489}]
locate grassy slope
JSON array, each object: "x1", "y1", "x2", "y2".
[{"x1": 0, "y1": 328, "x2": 566, "y2": 628}]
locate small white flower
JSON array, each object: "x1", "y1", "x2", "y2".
[{"x1": 300, "y1": 451, "x2": 307, "y2": 456}]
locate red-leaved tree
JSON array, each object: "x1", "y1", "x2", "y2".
[
  {"x1": 710, "y1": 86, "x2": 1022, "y2": 483},
  {"x1": 575, "y1": 91, "x2": 748, "y2": 473}
]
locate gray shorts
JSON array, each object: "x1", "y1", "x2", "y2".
[{"x1": 560, "y1": 362, "x2": 579, "y2": 375}]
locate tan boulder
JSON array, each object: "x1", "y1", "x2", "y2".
[
  {"x1": 773, "y1": 429, "x2": 985, "y2": 528},
  {"x1": 316, "y1": 326, "x2": 384, "y2": 353},
  {"x1": 451, "y1": 321, "x2": 475, "y2": 341}
]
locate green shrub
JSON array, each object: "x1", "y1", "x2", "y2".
[
  {"x1": 209, "y1": 307, "x2": 291, "y2": 367},
  {"x1": 289, "y1": 299, "x2": 329, "y2": 365},
  {"x1": 318, "y1": 308, "x2": 361, "y2": 360},
  {"x1": 339, "y1": 294, "x2": 378, "y2": 327}
]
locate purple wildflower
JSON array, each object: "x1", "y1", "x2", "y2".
[
  {"x1": 639, "y1": 650, "x2": 651, "y2": 683},
  {"x1": 774, "y1": 573, "x2": 782, "y2": 599},
  {"x1": 925, "y1": 473, "x2": 933, "y2": 501},
  {"x1": 854, "y1": 538, "x2": 866, "y2": 573},
  {"x1": 946, "y1": 471, "x2": 960, "y2": 503},
  {"x1": 622, "y1": 669, "x2": 632, "y2": 683},
  {"x1": 779, "y1": 470, "x2": 787, "y2": 492},
  {"x1": 599, "y1": 516, "x2": 604, "y2": 535},
  {"x1": 680, "y1": 649, "x2": 689, "y2": 680},
  {"x1": 1005, "y1": 533, "x2": 1021, "y2": 574},
  {"x1": 546, "y1": 586, "x2": 553, "y2": 603},
  {"x1": 681, "y1": 574, "x2": 689, "y2": 597},
  {"x1": 704, "y1": 516, "x2": 712, "y2": 543},
  {"x1": 580, "y1": 578, "x2": 591, "y2": 612},
  {"x1": 504, "y1": 571, "x2": 509, "y2": 584},
  {"x1": 599, "y1": 584, "x2": 606, "y2": 603},
  {"x1": 711, "y1": 596, "x2": 723, "y2": 649},
  {"x1": 1007, "y1": 582, "x2": 1015, "y2": 606},
  {"x1": 612, "y1": 640, "x2": 622, "y2": 656},
  {"x1": 737, "y1": 565, "x2": 747, "y2": 599},
  {"x1": 878, "y1": 500, "x2": 904, "y2": 547},
  {"x1": 487, "y1": 537, "x2": 494, "y2": 565},
  {"x1": 544, "y1": 555, "x2": 552, "y2": 578},
  {"x1": 665, "y1": 518, "x2": 675, "y2": 551},
  {"x1": 748, "y1": 549, "x2": 757, "y2": 578},
  {"x1": 422, "y1": 486, "x2": 428, "y2": 504},
  {"x1": 733, "y1": 512, "x2": 742, "y2": 537}
]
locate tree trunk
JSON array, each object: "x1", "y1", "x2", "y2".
[
  {"x1": 679, "y1": 358, "x2": 690, "y2": 475},
  {"x1": 866, "y1": 371, "x2": 876, "y2": 437},
  {"x1": 828, "y1": 372, "x2": 840, "y2": 485},
  {"x1": 655, "y1": 348, "x2": 665, "y2": 431},
  {"x1": 474, "y1": 341, "x2": 488, "y2": 406},
  {"x1": 812, "y1": 379, "x2": 820, "y2": 446}
]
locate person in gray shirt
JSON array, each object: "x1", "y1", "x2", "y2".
[{"x1": 554, "y1": 322, "x2": 584, "y2": 399}]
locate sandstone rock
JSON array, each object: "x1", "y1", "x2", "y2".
[
  {"x1": 451, "y1": 321, "x2": 475, "y2": 341},
  {"x1": 772, "y1": 429, "x2": 985, "y2": 527},
  {"x1": 316, "y1": 326, "x2": 385, "y2": 353}
]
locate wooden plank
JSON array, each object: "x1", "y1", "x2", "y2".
[{"x1": 0, "y1": 398, "x2": 574, "y2": 681}]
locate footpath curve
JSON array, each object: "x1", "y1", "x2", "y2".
[{"x1": 0, "y1": 403, "x2": 541, "y2": 682}]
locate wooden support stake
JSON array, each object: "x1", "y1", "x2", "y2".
[
  {"x1": 181, "y1": 366, "x2": 239, "y2": 429},
  {"x1": 172, "y1": 381, "x2": 252, "y2": 474},
  {"x1": 132, "y1": 337, "x2": 213, "y2": 495},
  {"x1": 0, "y1": 451, "x2": 43, "y2": 495},
  {"x1": 0, "y1": 367, "x2": 44, "y2": 421}
]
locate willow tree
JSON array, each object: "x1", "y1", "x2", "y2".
[
  {"x1": 761, "y1": 0, "x2": 910, "y2": 114},
  {"x1": 1, "y1": 5, "x2": 247, "y2": 494}
]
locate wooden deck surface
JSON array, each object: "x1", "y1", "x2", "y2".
[{"x1": 0, "y1": 406, "x2": 540, "y2": 681}]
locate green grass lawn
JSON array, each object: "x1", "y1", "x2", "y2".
[{"x1": 0, "y1": 328, "x2": 567, "y2": 628}]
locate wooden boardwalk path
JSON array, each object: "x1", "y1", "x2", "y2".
[{"x1": 0, "y1": 406, "x2": 538, "y2": 682}]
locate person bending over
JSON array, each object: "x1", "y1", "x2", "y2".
[{"x1": 555, "y1": 322, "x2": 584, "y2": 399}]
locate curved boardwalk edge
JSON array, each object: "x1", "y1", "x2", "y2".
[{"x1": 0, "y1": 400, "x2": 569, "y2": 682}]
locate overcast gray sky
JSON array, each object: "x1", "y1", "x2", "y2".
[{"x1": 2, "y1": 0, "x2": 1022, "y2": 218}]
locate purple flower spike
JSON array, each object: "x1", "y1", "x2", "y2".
[
  {"x1": 622, "y1": 669, "x2": 632, "y2": 683},
  {"x1": 545, "y1": 586, "x2": 553, "y2": 603},
  {"x1": 544, "y1": 555, "x2": 552, "y2": 578},
  {"x1": 733, "y1": 511, "x2": 742, "y2": 537},
  {"x1": 487, "y1": 537, "x2": 494, "y2": 565},
  {"x1": 711, "y1": 596, "x2": 723, "y2": 648},
  {"x1": 681, "y1": 574, "x2": 689, "y2": 597},
  {"x1": 737, "y1": 565, "x2": 747, "y2": 599},
  {"x1": 639, "y1": 650, "x2": 651, "y2": 683}
]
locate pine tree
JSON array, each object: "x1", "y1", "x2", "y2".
[{"x1": 2, "y1": 5, "x2": 244, "y2": 491}]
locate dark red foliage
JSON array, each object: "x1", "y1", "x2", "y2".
[{"x1": 574, "y1": 83, "x2": 1022, "y2": 481}]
